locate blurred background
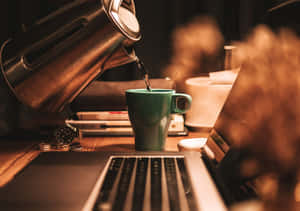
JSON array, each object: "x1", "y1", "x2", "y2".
[
  {"x1": 0, "y1": 0, "x2": 299, "y2": 137},
  {"x1": 0, "y1": 0, "x2": 295, "y2": 80}
]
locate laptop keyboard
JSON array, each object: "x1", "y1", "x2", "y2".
[{"x1": 93, "y1": 156, "x2": 198, "y2": 211}]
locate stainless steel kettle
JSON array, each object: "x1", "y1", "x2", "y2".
[{"x1": 0, "y1": 0, "x2": 141, "y2": 112}]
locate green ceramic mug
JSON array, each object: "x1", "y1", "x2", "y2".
[{"x1": 126, "y1": 89, "x2": 192, "y2": 151}]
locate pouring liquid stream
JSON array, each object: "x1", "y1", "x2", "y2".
[{"x1": 136, "y1": 58, "x2": 152, "y2": 91}]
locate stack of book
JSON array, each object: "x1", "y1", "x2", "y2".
[{"x1": 66, "y1": 111, "x2": 188, "y2": 137}]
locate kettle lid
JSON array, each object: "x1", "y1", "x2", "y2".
[{"x1": 107, "y1": 0, "x2": 141, "y2": 41}]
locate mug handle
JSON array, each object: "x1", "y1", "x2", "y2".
[{"x1": 171, "y1": 93, "x2": 192, "y2": 113}]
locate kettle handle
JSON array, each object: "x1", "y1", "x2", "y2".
[{"x1": 110, "y1": 0, "x2": 136, "y2": 15}]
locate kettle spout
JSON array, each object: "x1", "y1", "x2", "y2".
[{"x1": 102, "y1": 46, "x2": 137, "y2": 70}]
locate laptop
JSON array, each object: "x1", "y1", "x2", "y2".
[
  {"x1": 0, "y1": 58, "x2": 282, "y2": 211},
  {"x1": 0, "y1": 151, "x2": 228, "y2": 211}
]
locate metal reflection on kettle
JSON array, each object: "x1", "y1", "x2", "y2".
[{"x1": 0, "y1": 0, "x2": 141, "y2": 112}]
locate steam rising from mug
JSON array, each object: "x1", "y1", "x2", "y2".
[{"x1": 0, "y1": 0, "x2": 141, "y2": 112}]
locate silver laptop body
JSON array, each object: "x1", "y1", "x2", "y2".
[
  {"x1": 83, "y1": 151, "x2": 227, "y2": 211},
  {"x1": 0, "y1": 151, "x2": 227, "y2": 211}
]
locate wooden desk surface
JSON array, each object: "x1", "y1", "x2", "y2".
[{"x1": 0, "y1": 131, "x2": 209, "y2": 187}]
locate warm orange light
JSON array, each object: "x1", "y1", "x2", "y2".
[{"x1": 294, "y1": 182, "x2": 300, "y2": 202}]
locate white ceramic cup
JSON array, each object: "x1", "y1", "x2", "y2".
[{"x1": 185, "y1": 77, "x2": 232, "y2": 128}]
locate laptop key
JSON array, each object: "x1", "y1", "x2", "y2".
[
  {"x1": 112, "y1": 158, "x2": 136, "y2": 211},
  {"x1": 151, "y1": 158, "x2": 162, "y2": 211},
  {"x1": 94, "y1": 158, "x2": 123, "y2": 210},
  {"x1": 165, "y1": 158, "x2": 180, "y2": 211},
  {"x1": 176, "y1": 158, "x2": 198, "y2": 211},
  {"x1": 132, "y1": 158, "x2": 148, "y2": 211}
]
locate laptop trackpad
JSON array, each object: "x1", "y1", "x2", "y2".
[{"x1": 0, "y1": 152, "x2": 110, "y2": 211}]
